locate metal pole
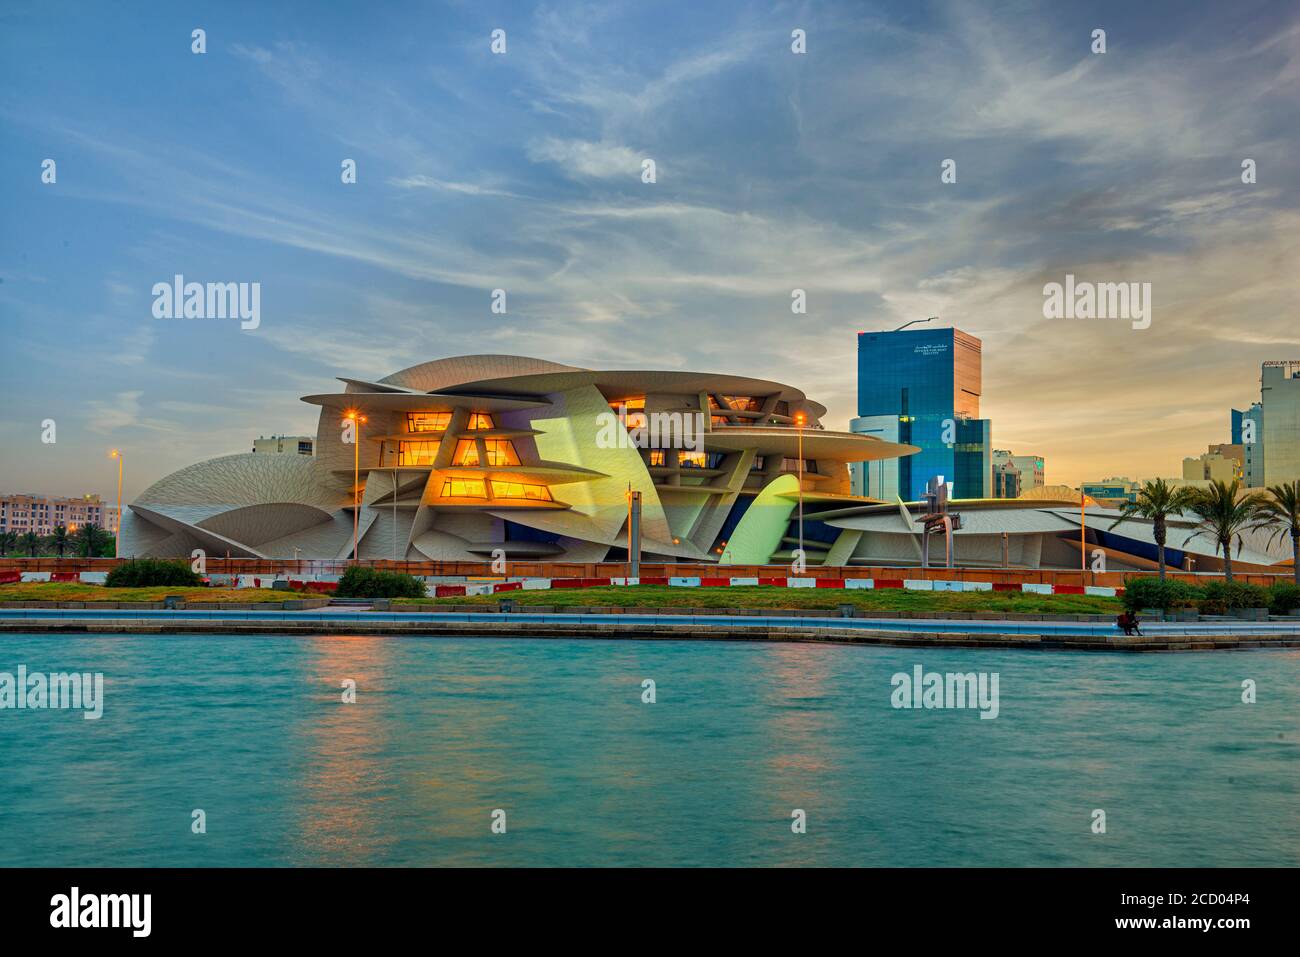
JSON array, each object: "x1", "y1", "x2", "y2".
[
  {"x1": 797, "y1": 419, "x2": 804, "y2": 558},
  {"x1": 352, "y1": 422, "x2": 360, "y2": 561},
  {"x1": 1080, "y1": 490, "x2": 1086, "y2": 581},
  {"x1": 628, "y1": 489, "x2": 642, "y2": 579},
  {"x1": 114, "y1": 454, "x2": 123, "y2": 558},
  {"x1": 392, "y1": 464, "x2": 398, "y2": 562}
]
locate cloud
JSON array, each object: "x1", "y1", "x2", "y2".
[{"x1": 525, "y1": 137, "x2": 643, "y2": 179}]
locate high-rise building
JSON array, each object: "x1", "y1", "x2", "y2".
[
  {"x1": 1261, "y1": 361, "x2": 1300, "y2": 486},
  {"x1": 1242, "y1": 402, "x2": 1264, "y2": 486},
  {"x1": 854, "y1": 326, "x2": 992, "y2": 500},
  {"x1": 991, "y1": 449, "x2": 1045, "y2": 496}
]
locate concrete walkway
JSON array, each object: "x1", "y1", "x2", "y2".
[{"x1": 2, "y1": 607, "x2": 1298, "y2": 651}]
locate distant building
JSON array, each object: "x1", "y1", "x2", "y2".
[
  {"x1": 253, "y1": 434, "x2": 314, "y2": 456},
  {"x1": 992, "y1": 449, "x2": 1045, "y2": 496},
  {"x1": 1080, "y1": 477, "x2": 1140, "y2": 507},
  {"x1": 992, "y1": 461, "x2": 1021, "y2": 498},
  {"x1": 854, "y1": 326, "x2": 992, "y2": 500},
  {"x1": 1261, "y1": 361, "x2": 1300, "y2": 486},
  {"x1": 1241, "y1": 402, "x2": 1264, "y2": 486},
  {"x1": 1183, "y1": 447, "x2": 1241, "y2": 483},
  {"x1": 0, "y1": 493, "x2": 119, "y2": 536}
]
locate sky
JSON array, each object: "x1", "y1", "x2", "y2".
[{"x1": 2, "y1": 0, "x2": 1298, "y2": 502}]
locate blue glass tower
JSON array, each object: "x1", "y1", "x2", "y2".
[{"x1": 855, "y1": 327, "x2": 991, "y2": 501}]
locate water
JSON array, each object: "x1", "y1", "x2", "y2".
[{"x1": 0, "y1": 634, "x2": 1296, "y2": 867}]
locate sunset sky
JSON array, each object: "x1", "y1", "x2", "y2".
[{"x1": 2, "y1": 0, "x2": 1298, "y2": 501}]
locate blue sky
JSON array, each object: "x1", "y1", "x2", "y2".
[{"x1": 2, "y1": 0, "x2": 1298, "y2": 499}]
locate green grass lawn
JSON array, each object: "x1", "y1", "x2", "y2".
[
  {"x1": 0, "y1": 583, "x2": 314, "y2": 603},
  {"x1": 398, "y1": 585, "x2": 1121, "y2": 615}
]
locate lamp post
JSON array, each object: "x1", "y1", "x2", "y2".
[
  {"x1": 794, "y1": 411, "x2": 806, "y2": 560},
  {"x1": 109, "y1": 449, "x2": 123, "y2": 558},
  {"x1": 343, "y1": 411, "x2": 367, "y2": 562}
]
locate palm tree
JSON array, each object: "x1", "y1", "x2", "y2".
[
  {"x1": 0, "y1": 531, "x2": 15, "y2": 556},
  {"x1": 1109, "y1": 478, "x2": 1197, "y2": 581},
  {"x1": 51, "y1": 524, "x2": 69, "y2": 558},
  {"x1": 1252, "y1": 480, "x2": 1300, "y2": 586},
  {"x1": 76, "y1": 522, "x2": 105, "y2": 558},
  {"x1": 21, "y1": 531, "x2": 40, "y2": 557},
  {"x1": 1187, "y1": 479, "x2": 1266, "y2": 583}
]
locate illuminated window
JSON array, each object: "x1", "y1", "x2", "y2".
[
  {"x1": 723, "y1": 396, "x2": 762, "y2": 412},
  {"x1": 467, "y1": 413, "x2": 495, "y2": 430},
  {"x1": 397, "y1": 440, "x2": 440, "y2": 466},
  {"x1": 407, "y1": 412, "x2": 451, "y2": 433},
  {"x1": 649, "y1": 449, "x2": 666, "y2": 466},
  {"x1": 490, "y1": 481, "x2": 552, "y2": 501},
  {"x1": 707, "y1": 395, "x2": 722, "y2": 409},
  {"x1": 711, "y1": 415, "x2": 730, "y2": 427},
  {"x1": 678, "y1": 451, "x2": 722, "y2": 469},
  {"x1": 441, "y1": 478, "x2": 486, "y2": 498},
  {"x1": 609, "y1": 397, "x2": 645, "y2": 412},
  {"x1": 452, "y1": 440, "x2": 480, "y2": 466},
  {"x1": 482, "y1": 439, "x2": 520, "y2": 466}
]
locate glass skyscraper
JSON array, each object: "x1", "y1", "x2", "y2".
[{"x1": 855, "y1": 326, "x2": 992, "y2": 501}]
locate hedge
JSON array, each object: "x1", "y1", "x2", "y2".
[
  {"x1": 335, "y1": 566, "x2": 427, "y2": 599},
  {"x1": 105, "y1": 559, "x2": 203, "y2": 588}
]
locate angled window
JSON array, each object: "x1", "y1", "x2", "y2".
[
  {"x1": 452, "y1": 439, "x2": 480, "y2": 466},
  {"x1": 482, "y1": 439, "x2": 520, "y2": 466},
  {"x1": 467, "y1": 413, "x2": 495, "y2": 430},
  {"x1": 397, "y1": 440, "x2": 440, "y2": 466},
  {"x1": 490, "y1": 481, "x2": 552, "y2": 501},
  {"x1": 442, "y1": 478, "x2": 486, "y2": 498},
  {"x1": 407, "y1": 412, "x2": 451, "y2": 433},
  {"x1": 678, "y1": 451, "x2": 723, "y2": 469}
]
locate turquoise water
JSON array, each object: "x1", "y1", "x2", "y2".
[{"x1": 0, "y1": 634, "x2": 1296, "y2": 867}]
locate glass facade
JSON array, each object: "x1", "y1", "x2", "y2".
[{"x1": 856, "y1": 327, "x2": 991, "y2": 500}]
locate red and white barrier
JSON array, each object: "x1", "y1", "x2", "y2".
[{"x1": 418, "y1": 576, "x2": 1120, "y2": 598}]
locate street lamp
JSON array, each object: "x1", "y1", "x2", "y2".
[
  {"x1": 794, "y1": 411, "x2": 806, "y2": 562},
  {"x1": 108, "y1": 449, "x2": 123, "y2": 558},
  {"x1": 343, "y1": 411, "x2": 367, "y2": 561}
]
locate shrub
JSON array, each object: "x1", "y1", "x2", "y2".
[
  {"x1": 1198, "y1": 580, "x2": 1269, "y2": 615},
  {"x1": 105, "y1": 559, "x2": 203, "y2": 588},
  {"x1": 1121, "y1": 577, "x2": 1202, "y2": 612},
  {"x1": 335, "y1": 566, "x2": 426, "y2": 599},
  {"x1": 1267, "y1": 582, "x2": 1300, "y2": 615}
]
